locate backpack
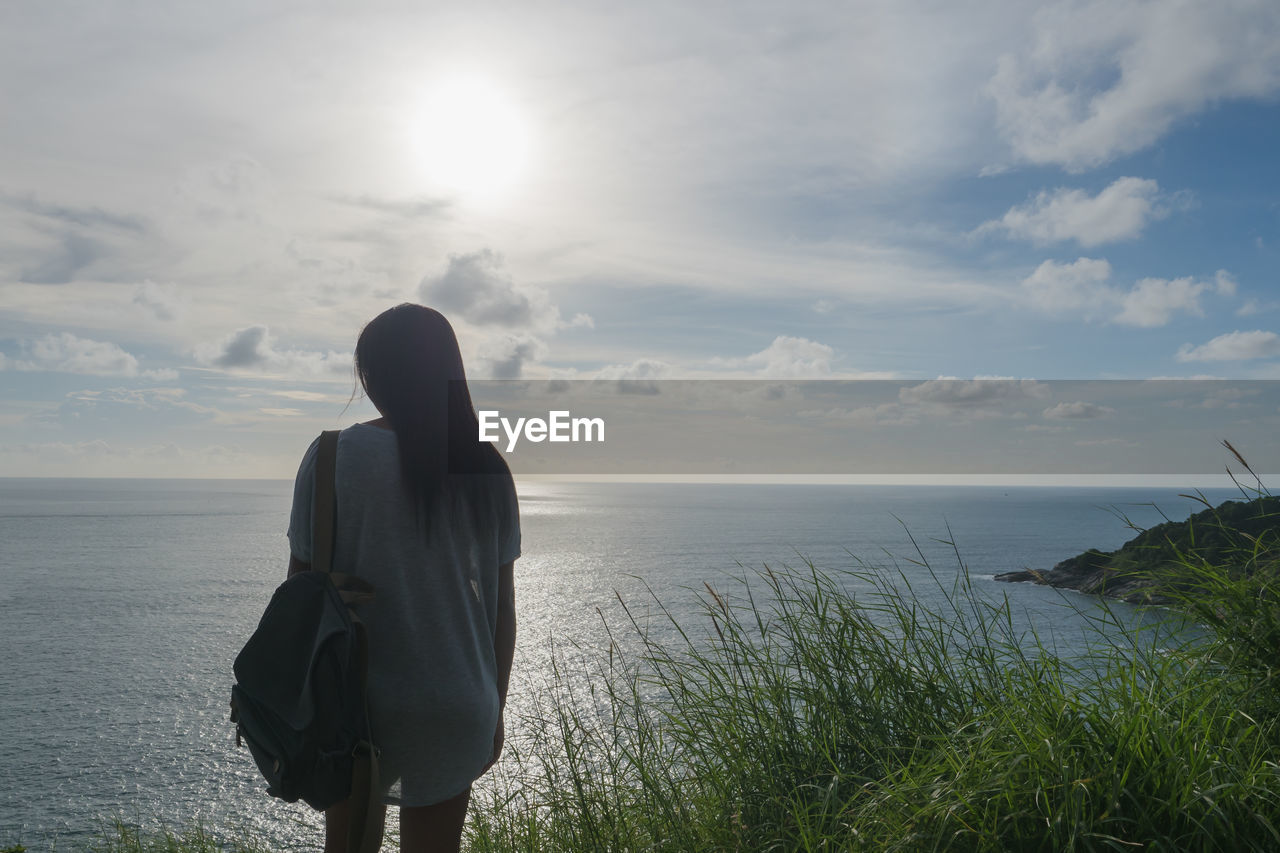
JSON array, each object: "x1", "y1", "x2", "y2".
[{"x1": 230, "y1": 430, "x2": 381, "y2": 852}]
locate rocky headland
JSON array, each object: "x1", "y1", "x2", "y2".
[{"x1": 995, "y1": 494, "x2": 1280, "y2": 605}]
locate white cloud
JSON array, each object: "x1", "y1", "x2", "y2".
[
  {"x1": 987, "y1": 0, "x2": 1280, "y2": 170},
  {"x1": 1114, "y1": 272, "x2": 1234, "y2": 327},
  {"x1": 36, "y1": 385, "x2": 290, "y2": 429},
  {"x1": 1074, "y1": 438, "x2": 1131, "y2": 448},
  {"x1": 270, "y1": 389, "x2": 344, "y2": 403},
  {"x1": 1023, "y1": 257, "x2": 1114, "y2": 314},
  {"x1": 1024, "y1": 260, "x2": 1235, "y2": 326},
  {"x1": 800, "y1": 379, "x2": 1049, "y2": 427},
  {"x1": 981, "y1": 177, "x2": 1183, "y2": 247},
  {"x1": 1043, "y1": 401, "x2": 1115, "y2": 419},
  {"x1": 1215, "y1": 271, "x2": 1239, "y2": 298},
  {"x1": 132, "y1": 280, "x2": 184, "y2": 321},
  {"x1": 899, "y1": 378, "x2": 1049, "y2": 409},
  {"x1": 66, "y1": 387, "x2": 188, "y2": 408},
  {"x1": 798, "y1": 402, "x2": 920, "y2": 428},
  {"x1": 478, "y1": 335, "x2": 544, "y2": 380},
  {"x1": 1237, "y1": 299, "x2": 1262, "y2": 317},
  {"x1": 585, "y1": 358, "x2": 673, "y2": 394},
  {"x1": 5, "y1": 332, "x2": 176, "y2": 380},
  {"x1": 0, "y1": 439, "x2": 280, "y2": 478},
  {"x1": 194, "y1": 325, "x2": 351, "y2": 376},
  {"x1": 712, "y1": 336, "x2": 835, "y2": 378},
  {"x1": 592, "y1": 359, "x2": 673, "y2": 381},
  {"x1": 175, "y1": 154, "x2": 277, "y2": 223},
  {"x1": 1176, "y1": 330, "x2": 1280, "y2": 362}
]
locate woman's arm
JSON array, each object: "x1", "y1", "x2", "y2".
[
  {"x1": 484, "y1": 560, "x2": 516, "y2": 773},
  {"x1": 288, "y1": 554, "x2": 311, "y2": 577},
  {"x1": 494, "y1": 560, "x2": 516, "y2": 706}
]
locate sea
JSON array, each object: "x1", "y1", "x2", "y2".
[{"x1": 0, "y1": 478, "x2": 1238, "y2": 849}]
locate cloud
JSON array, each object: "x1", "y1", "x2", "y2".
[
  {"x1": 270, "y1": 389, "x2": 344, "y2": 403},
  {"x1": 1181, "y1": 385, "x2": 1260, "y2": 409},
  {"x1": 980, "y1": 177, "x2": 1184, "y2": 247},
  {"x1": 175, "y1": 155, "x2": 276, "y2": 223},
  {"x1": 479, "y1": 335, "x2": 543, "y2": 380},
  {"x1": 1074, "y1": 438, "x2": 1131, "y2": 448},
  {"x1": 1043, "y1": 401, "x2": 1115, "y2": 419},
  {"x1": 1022, "y1": 257, "x2": 1115, "y2": 314},
  {"x1": 592, "y1": 359, "x2": 673, "y2": 381},
  {"x1": 207, "y1": 326, "x2": 271, "y2": 368},
  {"x1": 0, "y1": 439, "x2": 277, "y2": 478},
  {"x1": 801, "y1": 379, "x2": 1049, "y2": 427},
  {"x1": 329, "y1": 193, "x2": 453, "y2": 220},
  {"x1": 1023, "y1": 259, "x2": 1235, "y2": 326},
  {"x1": 987, "y1": 0, "x2": 1280, "y2": 170},
  {"x1": 1236, "y1": 297, "x2": 1279, "y2": 317},
  {"x1": 132, "y1": 280, "x2": 183, "y2": 321},
  {"x1": 417, "y1": 250, "x2": 595, "y2": 377},
  {"x1": 1021, "y1": 423, "x2": 1070, "y2": 433},
  {"x1": 1176, "y1": 330, "x2": 1280, "y2": 362},
  {"x1": 587, "y1": 358, "x2": 673, "y2": 393},
  {"x1": 194, "y1": 325, "x2": 351, "y2": 376},
  {"x1": 1, "y1": 192, "x2": 151, "y2": 285},
  {"x1": 1114, "y1": 271, "x2": 1235, "y2": 327},
  {"x1": 19, "y1": 231, "x2": 106, "y2": 284},
  {"x1": 65, "y1": 387, "x2": 188, "y2": 409},
  {"x1": 798, "y1": 402, "x2": 920, "y2": 428},
  {"x1": 5, "y1": 332, "x2": 176, "y2": 380},
  {"x1": 899, "y1": 378, "x2": 1049, "y2": 409},
  {"x1": 712, "y1": 336, "x2": 835, "y2": 378},
  {"x1": 43, "y1": 384, "x2": 334, "y2": 429},
  {"x1": 34, "y1": 386, "x2": 244, "y2": 428},
  {"x1": 2, "y1": 192, "x2": 146, "y2": 232},
  {"x1": 419, "y1": 250, "x2": 548, "y2": 328}
]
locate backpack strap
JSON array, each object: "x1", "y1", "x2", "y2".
[
  {"x1": 312, "y1": 430, "x2": 339, "y2": 575},
  {"x1": 347, "y1": 627, "x2": 382, "y2": 853},
  {"x1": 312, "y1": 428, "x2": 383, "y2": 853}
]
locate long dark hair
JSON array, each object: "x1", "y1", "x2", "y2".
[{"x1": 354, "y1": 304, "x2": 509, "y2": 519}]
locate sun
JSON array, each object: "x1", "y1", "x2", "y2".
[{"x1": 414, "y1": 75, "x2": 532, "y2": 202}]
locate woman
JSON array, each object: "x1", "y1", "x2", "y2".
[{"x1": 286, "y1": 304, "x2": 519, "y2": 852}]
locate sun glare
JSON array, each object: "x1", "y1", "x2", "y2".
[{"x1": 414, "y1": 75, "x2": 532, "y2": 202}]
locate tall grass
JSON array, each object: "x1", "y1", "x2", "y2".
[
  {"x1": 86, "y1": 819, "x2": 271, "y2": 853},
  {"x1": 467, "y1": 537, "x2": 1280, "y2": 851}
]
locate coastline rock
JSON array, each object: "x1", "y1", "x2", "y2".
[{"x1": 994, "y1": 495, "x2": 1280, "y2": 605}]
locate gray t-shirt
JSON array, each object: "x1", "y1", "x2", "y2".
[{"x1": 287, "y1": 423, "x2": 520, "y2": 806}]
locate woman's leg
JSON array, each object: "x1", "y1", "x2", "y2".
[
  {"x1": 325, "y1": 797, "x2": 388, "y2": 853},
  {"x1": 398, "y1": 786, "x2": 472, "y2": 853}
]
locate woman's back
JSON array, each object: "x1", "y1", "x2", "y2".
[{"x1": 288, "y1": 421, "x2": 520, "y2": 807}]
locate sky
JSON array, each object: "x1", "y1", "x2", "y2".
[{"x1": 1, "y1": 0, "x2": 1279, "y2": 479}]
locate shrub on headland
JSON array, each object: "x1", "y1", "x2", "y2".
[{"x1": 994, "y1": 491, "x2": 1280, "y2": 606}]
